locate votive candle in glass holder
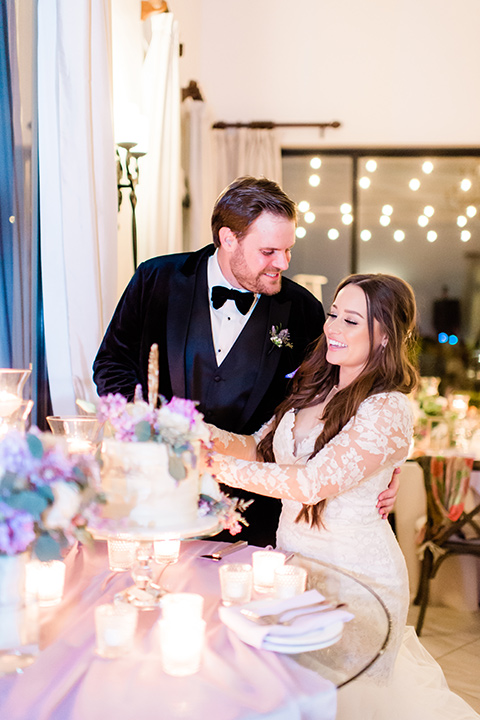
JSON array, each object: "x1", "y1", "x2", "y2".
[
  {"x1": 94, "y1": 603, "x2": 138, "y2": 659},
  {"x1": 252, "y1": 551, "x2": 286, "y2": 594},
  {"x1": 273, "y1": 565, "x2": 307, "y2": 600},
  {"x1": 107, "y1": 538, "x2": 138, "y2": 572},
  {"x1": 161, "y1": 592, "x2": 204, "y2": 622},
  {"x1": 219, "y1": 563, "x2": 253, "y2": 606},
  {"x1": 26, "y1": 559, "x2": 66, "y2": 607},
  {"x1": 157, "y1": 617, "x2": 206, "y2": 676},
  {"x1": 153, "y1": 539, "x2": 181, "y2": 565}
]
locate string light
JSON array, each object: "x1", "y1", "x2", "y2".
[
  {"x1": 298, "y1": 200, "x2": 310, "y2": 213},
  {"x1": 422, "y1": 161, "x2": 434, "y2": 174},
  {"x1": 328, "y1": 228, "x2": 339, "y2": 240},
  {"x1": 308, "y1": 174, "x2": 320, "y2": 187},
  {"x1": 310, "y1": 157, "x2": 322, "y2": 169},
  {"x1": 295, "y1": 227, "x2": 307, "y2": 238},
  {"x1": 409, "y1": 178, "x2": 421, "y2": 191},
  {"x1": 304, "y1": 211, "x2": 315, "y2": 223},
  {"x1": 360, "y1": 229, "x2": 371, "y2": 241},
  {"x1": 365, "y1": 160, "x2": 377, "y2": 172}
]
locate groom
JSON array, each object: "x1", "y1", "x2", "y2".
[{"x1": 93, "y1": 176, "x2": 397, "y2": 544}]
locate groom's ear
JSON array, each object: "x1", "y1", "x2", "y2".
[{"x1": 218, "y1": 226, "x2": 237, "y2": 252}]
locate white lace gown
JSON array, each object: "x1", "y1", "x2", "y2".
[{"x1": 211, "y1": 391, "x2": 480, "y2": 719}]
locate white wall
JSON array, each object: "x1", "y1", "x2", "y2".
[{"x1": 171, "y1": 0, "x2": 480, "y2": 149}]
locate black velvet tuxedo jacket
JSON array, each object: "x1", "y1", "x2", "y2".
[{"x1": 93, "y1": 244, "x2": 325, "y2": 545}]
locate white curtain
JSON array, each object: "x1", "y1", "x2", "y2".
[
  {"x1": 136, "y1": 12, "x2": 181, "y2": 261},
  {"x1": 214, "y1": 127, "x2": 283, "y2": 195},
  {"x1": 181, "y1": 97, "x2": 218, "y2": 251},
  {"x1": 37, "y1": 0, "x2": 118, "y2": 413}
]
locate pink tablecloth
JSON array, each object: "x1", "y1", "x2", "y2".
[{"x1": 0, "y1": 540, "x2": 336, "y2": 720}]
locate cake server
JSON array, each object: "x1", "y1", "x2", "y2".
[{"x1": 200, "y1": 540, "x2": 248, "y2": 560}]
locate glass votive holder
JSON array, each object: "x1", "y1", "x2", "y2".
[
  {"x1": 158, "y1": 617, "x2": 206, "y2": 676},
  {"x1": 161, "y1": 592, "x2": 204, "y2": 622},
  {"x1": 26, "y1": 559, "x2": 66, "y2": 607},
  {"x1": 273, "y1": 565, "x2": 308, "y2": 599},
  {"x1": 252, "y1": 551, "x2": 286, "y2": 594},
  {"x1": 107, "y1": 538, "x2": 138, "y2": 572},
  {"x1": 94, "y1": 602, "x2": 138, "y2": 659},
  {"x1": 219, "y1": 563, "x2": 253, "y2": 606},
  {"x1": 46, "y1": 416, "x2": 101, "y2": 455},
  {"x1": 154, "y1": 539, "x2": 181, "y2": 565}
]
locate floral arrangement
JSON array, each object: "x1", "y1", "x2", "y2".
[
  {"x1": 0, "y1": 429, "x2": 100, "y2": 559},
  {"x1": 270, "y1": 324, "x2": 293, "y2": 349},
  {"x1": 98, "y1": 385, "x2": 250, "y2": 535}
]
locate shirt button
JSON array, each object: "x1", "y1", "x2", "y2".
[{"x1": 214, "y1": 376, "x2": 221, "y2": 382}]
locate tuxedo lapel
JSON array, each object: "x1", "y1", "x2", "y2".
[
  {"x1": 166, "y1": 247, "x2": 213, "y2": 397},
  {"x1": 238, "y1": 294, "x2": 291, "y2": 429}
]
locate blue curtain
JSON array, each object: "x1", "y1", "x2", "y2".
[{"x1": 0, "y1": 0, "x2": 14, "y2": 366}]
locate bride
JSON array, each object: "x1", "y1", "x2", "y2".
[{"x1": 206, "y1": 273, "x2": 479, "y2": 719}]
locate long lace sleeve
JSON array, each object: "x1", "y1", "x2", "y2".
[
  {"x1": 207, "y1": 418, "x2": 274, "y2": 461},
  {"x1": 211, "y1": 393, "x2": 413, "y2": 504}
]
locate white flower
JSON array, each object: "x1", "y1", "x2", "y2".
[{"x1": 43, "y1": 481, "x2": 82, "y2": 530}]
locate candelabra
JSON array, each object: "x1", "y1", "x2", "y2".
[{"x1": 116, "y1": 142, "x2": 146, "y2": 270}]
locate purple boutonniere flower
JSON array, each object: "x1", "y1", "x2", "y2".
[{"x1": 270, "y1": 324, "x2": 293, "y2": 349}]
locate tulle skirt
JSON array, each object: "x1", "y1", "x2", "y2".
[{"x1": 336, "y1": 626, "x2": 479, "y2": 720}]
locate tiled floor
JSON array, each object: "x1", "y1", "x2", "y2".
[{"x1": 407, "y1": 603, "x2": 480, "y2": 713}]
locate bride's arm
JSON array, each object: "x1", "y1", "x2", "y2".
[
  {"x1": 206, "y1": 419, "x2": 274, "y2": 461},
  {"x1": 210, "y1": 393, "x2": 413, "y2": 504}
]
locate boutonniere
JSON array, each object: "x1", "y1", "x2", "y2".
[{"x1": 270, "y1": 324, "x2": 293, "y2": 349}]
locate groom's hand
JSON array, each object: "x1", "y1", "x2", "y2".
[{"x1": 376, "y1": 468, "x2": 401, "y2": 519}]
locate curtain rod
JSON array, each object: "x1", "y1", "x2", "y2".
[{"x1": 212, "y1": 121, "x2": 341, "y2": 133}]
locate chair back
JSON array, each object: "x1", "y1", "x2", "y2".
[{"x1": 415, "y1": 455, "x2": 474, "y2": 543}]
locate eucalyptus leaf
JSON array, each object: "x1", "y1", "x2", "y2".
[
  {"x1": 33, "y1": 533, "x2": 62, "y2": 561},
  {"x1": 36, "y1": 485, "x2": 55, "y2": 503},
  {"x1": 168, "y1": 454, "x2": 186, "y2": 482},
  {"x1": 0, "y1": 470, "x2": 18, "y2": 492},
  {"x1": 5, "y1": 490, "x2": 48, "y2": 519},
  {"x1": 135, "y1": 420, "x2": 152, "y2": 442},
  {"x1": 26, "y1": 433, "x2": 44, "y2": 459},
  {"x1": 75, "y1": 526, "x2": 94, "y2": 550}
]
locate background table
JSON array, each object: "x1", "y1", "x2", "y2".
[{"x1": 0, "y1": 539, "x2": 390, "y2": 720}]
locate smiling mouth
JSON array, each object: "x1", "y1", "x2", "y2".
[{"x1": 328, "y1": 339, "x2": 347, "y2": 349}]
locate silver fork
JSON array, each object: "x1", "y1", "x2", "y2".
[{"x1": 241, "y1": 599, "x2": 346, "y2": 625}]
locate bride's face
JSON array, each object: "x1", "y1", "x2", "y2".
[{"x1": 324, "y1": 283, "x2": 385, "y2": 386}]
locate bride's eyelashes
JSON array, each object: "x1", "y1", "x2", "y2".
[{"x1": 326, "y1": 312, "x2": 358, "y2": 326}]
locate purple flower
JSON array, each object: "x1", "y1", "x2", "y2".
[
  {"x1": 0, "y1": 501, "x2": 35, "y2": 555},
  {"x1": 165, "y1": 397, "x2": 199, "y2": 429},
  {"x1": 0, "y1": 431, "x2": 36, "y2": 476}
]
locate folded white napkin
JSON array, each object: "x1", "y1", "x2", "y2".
[{"x1": 219, "y1": 589, "x2": 354, "y2": 650}]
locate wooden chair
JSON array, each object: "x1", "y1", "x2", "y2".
[{"x1": 413, "y1": 455, "x2": 480, "y2": 635}]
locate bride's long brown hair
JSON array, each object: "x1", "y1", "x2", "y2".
[{"x1": 257, "y1": 273, "x2": 419, "y2": 528}]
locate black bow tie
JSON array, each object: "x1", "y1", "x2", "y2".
[{"x1": 211, "y1": 286, "x2": 255, "y2": 315}]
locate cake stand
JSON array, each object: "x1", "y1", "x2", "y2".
[{"x1": 90, "y1": 514, "x2": 222, "y2": 609}]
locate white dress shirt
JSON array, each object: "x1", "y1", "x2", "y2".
[{"x1": 208, "y1": 251, "x2": 259, "y2": 366}]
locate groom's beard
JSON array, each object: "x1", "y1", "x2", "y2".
[{"x1": 230, "y1": 250, "x2": 283, "y2": 296}]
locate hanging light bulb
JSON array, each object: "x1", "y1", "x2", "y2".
[
  {"x1": 409, "y1": 178, "x2": 421, "y2": 191},
  {"x1": 422, "y1": 161, "x2": 434, "y2": 174},
  {"x1": 298, "y1": 200, "x2": 310, "y2": 213},
  {"x1": 365, "y1": 160, "x2": 377, "y2": 172},
  {"x1": 360, "y1": 229, "x2": 372, "y2": 241},
  {"x1": 427, "y1": 231, "x2": 437, "y2": 242},
  {"x1": 327, "y1": 228, "x2": 339, "y2": 240},
  {"x1": 309, "y1": 174, "x2": 320, "y2": 187},
  {"x1": 310, "y1": 157, "x2": 322, "y2": 169},
  {"x1": 393, "y1": 230, "x2": 405, "y2": 242},
  {"x1": 295, "y1": 227, "x2": 307, "y2": 238}
]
